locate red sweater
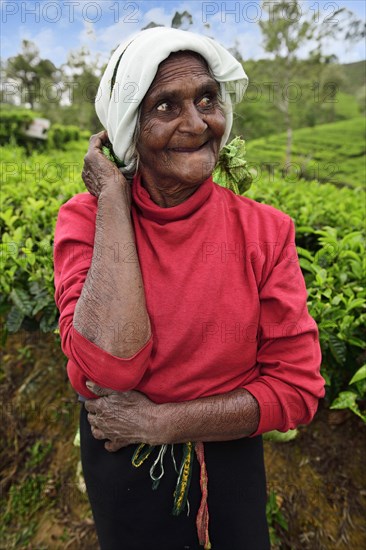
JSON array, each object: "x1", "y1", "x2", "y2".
[{"x1": 54, "y1": 175, "x2": 325, "y2": 436}]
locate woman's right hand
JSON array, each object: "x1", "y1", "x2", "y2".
[{"x1": 82, "y1": 131, "x2": 131, "y2": 206}]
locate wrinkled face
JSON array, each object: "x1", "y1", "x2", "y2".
[{"x1": 137, "y1": 51, "x2": 226, "y2": 195}]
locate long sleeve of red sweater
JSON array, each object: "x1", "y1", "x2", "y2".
[
  {"x1": 54, "y1": 194, "x2": 153, "y2": 399},
  {"x1": 242, "y1": 217, "x2": 324, "y2": 436}
]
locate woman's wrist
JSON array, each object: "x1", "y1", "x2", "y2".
[
  {"x1": 154, "y1": 402, "x2": 178, "y2": 444},
  {"x1": 98, "y1": 178, "x2": 131, "y2": 209}
]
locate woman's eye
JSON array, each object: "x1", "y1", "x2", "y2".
[
  {"x1": 156, "y1": 102, "x2": 170, "y2": 112},
  {"x1": 197, "y1": 96, "x2": 213, "y2": 108}
]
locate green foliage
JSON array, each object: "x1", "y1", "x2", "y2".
[
  {"x1": 297, "y1": 229, "x2": 365, "y2": 402},
  {"x1": 5, "y1": 39, "x2": 59, "y2": 110},
  {"x1": 245, "y1": 149, "x2": 365, "y2": 416},
  {"x1": 231, "y1": 57, "x2": 364, "y2": 142},
  {"x1": 259, "y1": 1, "x2": 312, "y2": 60},
  {"x1": 0, "y1": 108, "x2": 37, "y2": 146},
  {"x1": 0, "y1": 108, "x2": 84, "y2": 153},
  {"x1": 0, "y1": 140, "x2": 86, "y2": 339},
  {"x1": 26, "y1": 440, "x2": 53, "y2": 470},
  {"x1": 342, "y1": 61, "x2": 366, "y2": 93},
  {"x1": 330, "y1": 364, "x2": 366, "y2": 422},
  {"x1": 245, "y1": 117, "x2": 365, "y2": 187},
  {"x1": 0, "y1": 468, "x2": 52, "y2": 547},
  {"x1": 266, "y1": 490, "x2": 288, "y2": 546},
  {"x1": 263, "y1": 429, "x2": 298, "y2": 442},
  {"x1": 102, "y1": 142, "x2": 125, "y2": 168},
  {"x1": 330, "y1": 92, "x2": 361, "y2": 120},
  {"x1": 213, "y1": 137, "x2": 253, "y2": 194},
  {"x1": 2, "y1": 474, "x2": 48, "y2": 525},
  {"x1": 48, "y1": 123, "x2": 80, "y2": 149}
]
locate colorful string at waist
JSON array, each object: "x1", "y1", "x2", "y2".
[{"x1": 132, "y1": 442, "x2": 211, "y2": 549}]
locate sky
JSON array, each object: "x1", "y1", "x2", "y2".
[{"x1": 1, "y1": 0, "x2": 365, "y2": 68}]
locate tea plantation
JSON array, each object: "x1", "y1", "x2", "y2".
[{"x1": 244, "y1": 117, "x2": 365, "y2": 188}]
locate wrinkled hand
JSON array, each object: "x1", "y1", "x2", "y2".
[
  {"x1": 82, "y1": 131, "x2": 131, "y2": 205},
  {"x1": 84, "y1": 381, "x2": 160, "y2": 452}
]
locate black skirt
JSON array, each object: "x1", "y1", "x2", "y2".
[{"x1": 79, "y1": 404, "x2": 270, "y2": 550}]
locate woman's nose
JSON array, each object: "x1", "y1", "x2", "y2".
[{"x1": 177, "y1": 103, "x2": 207, "y2": 134}]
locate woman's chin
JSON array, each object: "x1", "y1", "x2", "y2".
[{"x1": 170, "y1": 152, "x2": 217, "y2": 185}]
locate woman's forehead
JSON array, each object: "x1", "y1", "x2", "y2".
[{"x1": 147, "y1": 52, "x2": 216, "y2": 96}]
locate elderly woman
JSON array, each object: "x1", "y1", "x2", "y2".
[{"x1": 54, "y1": 28, "x2": 325, "y2": 550}]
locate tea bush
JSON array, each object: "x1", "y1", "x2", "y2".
[
  {"x1": 245, "y1": 141, "x2": 365, "y2": 408},
  {"x1": 0, "y1": 109, "x2": 38, "y2": 147},
  {"x1": 1, "y1": 141, "x2": 85, "y2": 340},
  {"x1": 0, "y1": 108, "x2": 88, "y2": 153}
]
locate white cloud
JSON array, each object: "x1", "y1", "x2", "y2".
[
  {"x1": 12, "y1": 26, "x2": 66, "y2": 65},
  {"x1": 142, "y1": 7, "x2": 173, "y2": 27},
  {"x1": 79, "y1": 20, "x2": 97, "y2": 43}
]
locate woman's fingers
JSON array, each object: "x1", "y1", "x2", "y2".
[
  {"x1": 82, "y1": 130, "x2": 128, "y2": 198},
  {"x1": 85, "y1": 390, "x2": 157, "y2": 445},
  {"x1": 104, "y1": 440, "x2": 127, "y2": 452},
  {"x1": 90, "y1": 424, "x2": 104, "y2": 440},
  {"x1": 84, "y1": 399, "x2": 97, "y2": 414},
  {"x1": 86, "y1": 406, "x2": 129, "y2": 450},
  {"x1": 88, "y1": 130, "x2": 110, "y2": 151},
  {"x1": 87, "y1": 412, "x2": 98, "y2": 426},
  {"x1": 86, "y1": 380, "x2": 115, "y2": 396}
]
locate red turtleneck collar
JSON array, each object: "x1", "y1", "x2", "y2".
[{"x1": 132, "y1": 173, "x2": 214, "y2": 223}]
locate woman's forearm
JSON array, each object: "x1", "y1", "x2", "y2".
[
  {"x1": 85, "y1": 385, "x2": 260, "y2": 450},
  {"x1": 73, "y1": 180, "x2": 151, "y2": 357},
  {"x1": 158, "y1": 389, "x2": 260, "y2": 444}
]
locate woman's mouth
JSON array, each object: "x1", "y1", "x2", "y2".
[{"x1": 169, "y1": 141, "x2": 208, "y2": 153}]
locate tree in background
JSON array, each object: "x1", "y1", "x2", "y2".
[
  {"x1": 259, "y1": 1, "x2": 314, "y2": 165},
  {"x1": 258, "y1": 0, "x2": 365, "y2": 164},
  {"x1": 313, "y1": 6, "x2": 365, "y2": 59},
  {"x1": 142, "y1": 10, "x2": 193, "y2": 31},
  {"x1": 5, "y1": 40, "x2": 60, "y2": 110},
  {"x1": 59, "y1": 47, "x2": 102, "y2": 133}
]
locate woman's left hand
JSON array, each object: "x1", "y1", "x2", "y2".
[{"x1": 84, "y1": 382, "x2": 161, "y2": 452}]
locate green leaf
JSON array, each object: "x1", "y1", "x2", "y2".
[
  {"x1": 315, "y1": 268, "x2": 327, "y2": 285},
  {"x1": 321, "y1": 369, "x2": 331, "y2": 386},
  {"x1": 350, "y1": 262, "x2": 364, "y2": 279},
  {"x1": 27, "y1": 253, "x2": 36, "y2": 266},
  {"x1": 299, "y1": 258, "x2": 315, "y2": 273},
  {"x1": 328, "y1": 334, "x2": 347, "y2": 365},
  {"x1": 263, "y1": 429, "x2": 298, "y2": 442},
  {"x1": 25, "y1": 237, "x2": 33, "y2": 249},
  {"x1": 331, "y1": 392, "x2": 366, "y2": 423},
  {"x1": 39, "y1": 305, "x2": 58, "y2": 332},
  {"x1": 346, "y1": 298, "x2": 365, "y2": 311},
  {"x1": 6, "y1": 305, "x2": 24, "y2": 333},
  {"x1": 330, "y1": 391, "x2": 358, "y2": 410},
  {"x1": 213, "y1": 137, "x2": 253, "y2": 194},
  {"x1": 296, "y1": 226, "x2": 316, "y2": 235},
  {"x1": 347, "y1": 337, "x2": 366, "y2": 348},
  {"x1": 9, "y1": 288, "x2": 33, "y2": 316},
  {"x1": 296, "y1": 247, "x2": 314, "y2": 261},
  {"x1": 349, "y1": 365, "x2": 366, "y2": 384}
]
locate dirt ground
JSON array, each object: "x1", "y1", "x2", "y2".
[{"x1": 1, "y1": 332, "x2": 365, "y2": 549}]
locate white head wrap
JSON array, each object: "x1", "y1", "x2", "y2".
[{"x1": 95, "y1": 27, "x2": 248, "y2": 170}]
